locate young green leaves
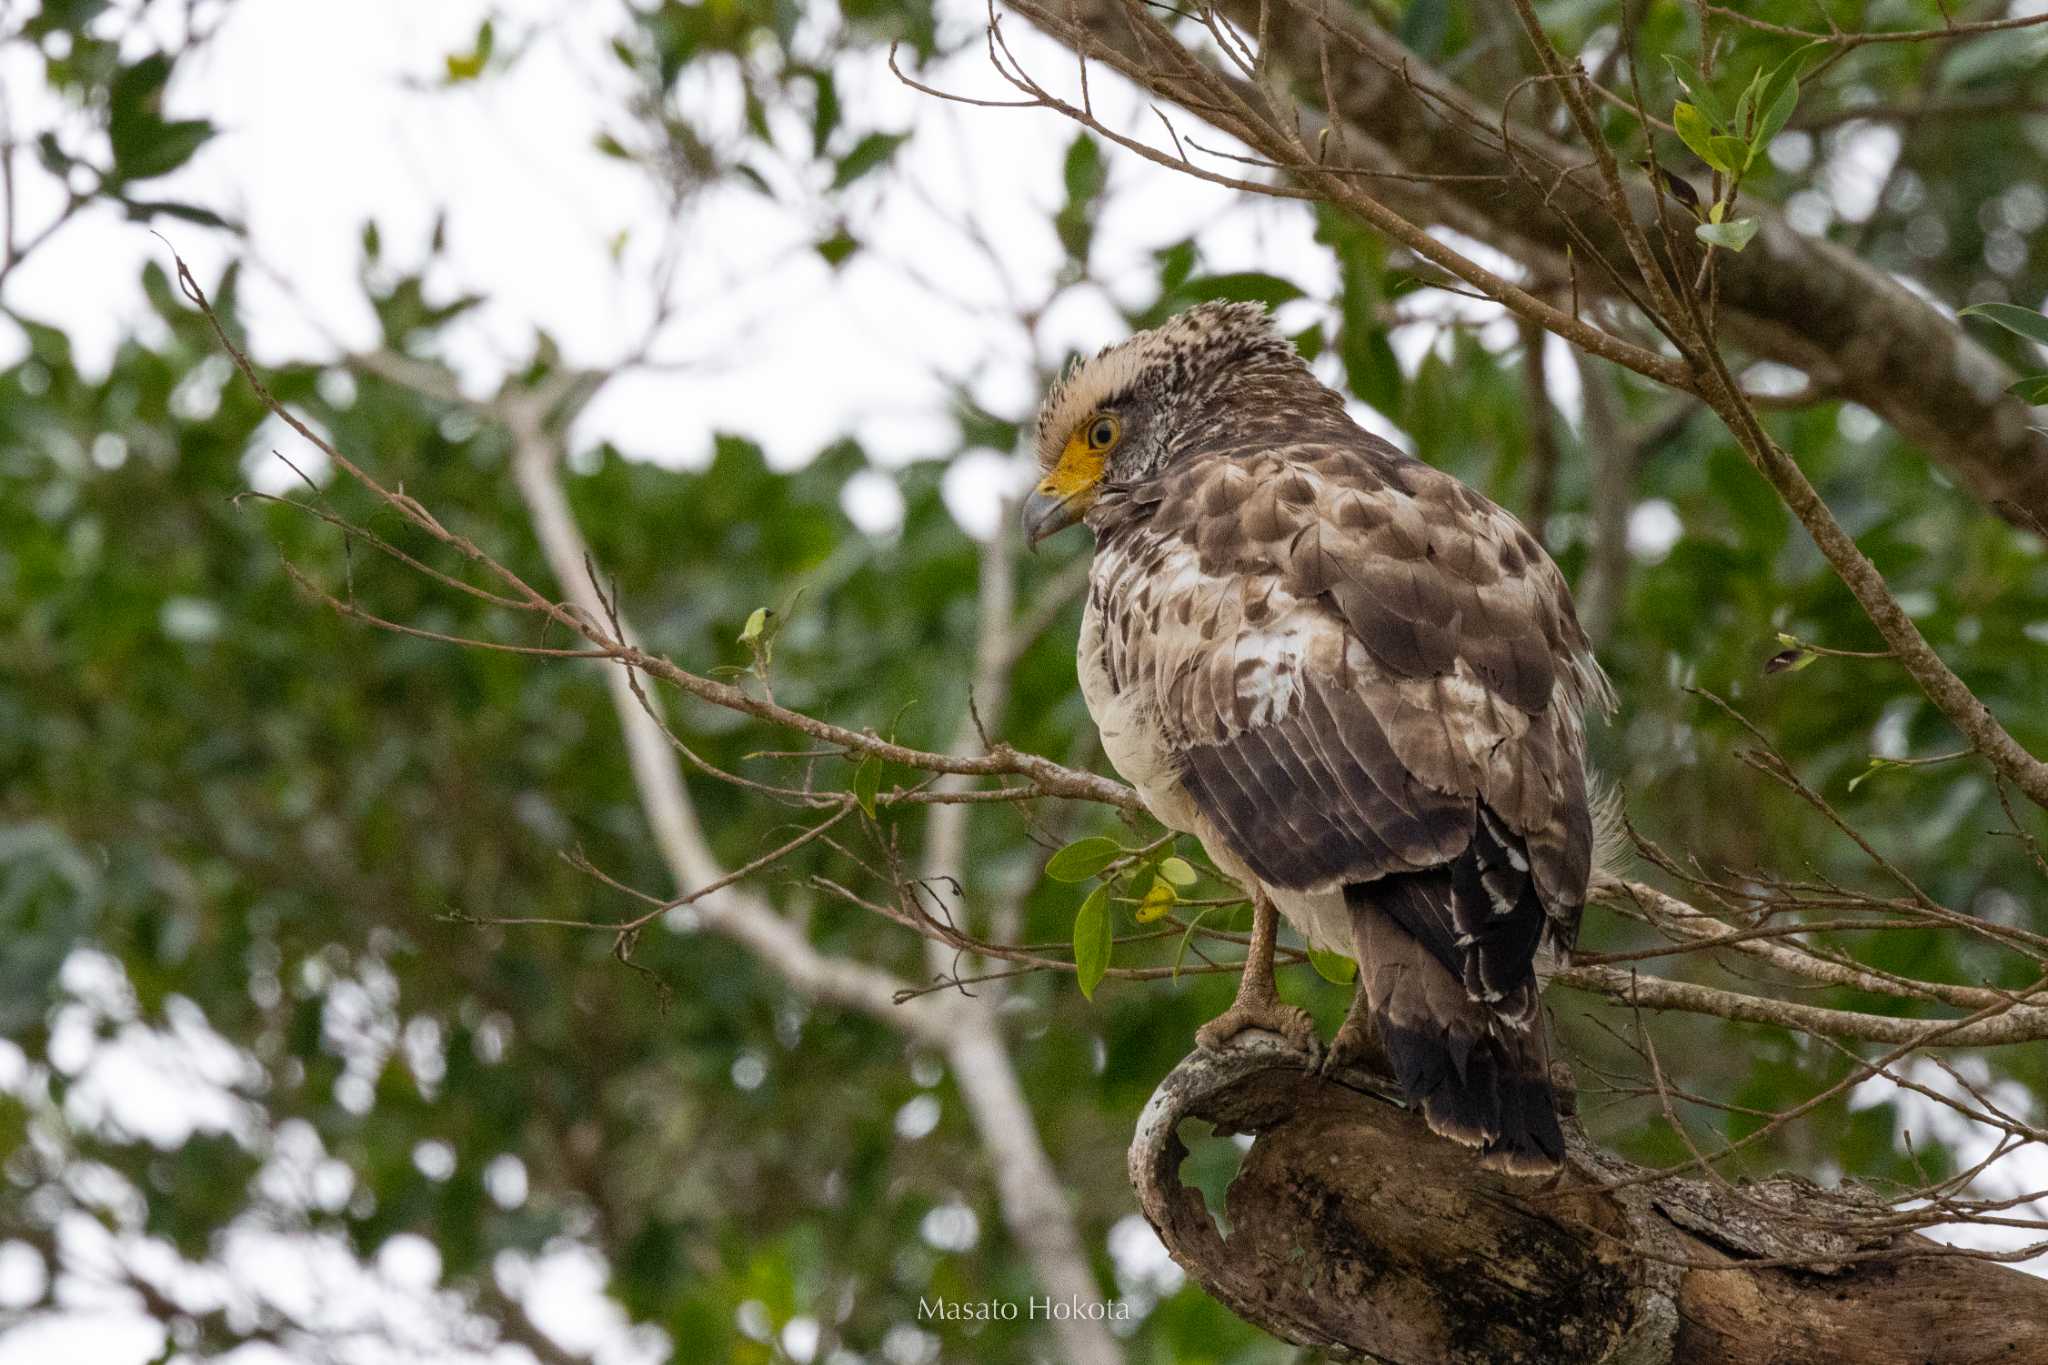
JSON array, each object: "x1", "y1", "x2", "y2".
[
  {"x1": 1045, "y1": 839, "x2": 1202, "y2": 999},
  {"x1": 1042, "y1": 837, "x2": 1355, "y2": 999},
  {"x1": 738, "y1": 605, "x2": 778, "y2": 662},
  {"x1": 1694, "y1": 215, "x2": 1760, "y2": 252},
  {"x1": 1666, "y1": 43, "x2": 1819, "y2": 254}
]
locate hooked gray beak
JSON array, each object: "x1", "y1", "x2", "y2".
[{"x1": 1020, "y1": 486, "x2": 1083, "y2": 548}]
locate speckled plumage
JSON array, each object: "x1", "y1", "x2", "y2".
[{"x1": 1037, "y1": 301, "x2": 1613, "y2": 1172}]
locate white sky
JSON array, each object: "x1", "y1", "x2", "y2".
[
  {"x1": 2, "y1": 0, "x2": 2041, "y2": 1360},
  {"x1": 1, "y1": 0, "x2": 1346, "y2": 465}
]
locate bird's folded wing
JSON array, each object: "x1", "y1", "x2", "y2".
[{"x1": 1098, "y1": 444, "x2": 1601, "y2": 921}]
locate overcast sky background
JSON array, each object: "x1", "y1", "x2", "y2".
[{"x1": 0, "y1": 0, "x2": 2038, "y2": 1360}]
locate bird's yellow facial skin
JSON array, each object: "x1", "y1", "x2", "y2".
[
  {"x1": 1040, "y1": 423, "x2": 1110, "y2": 504},
  {"x1": 1023, "y1": 414, "x2": 1121, "y2": 545}
]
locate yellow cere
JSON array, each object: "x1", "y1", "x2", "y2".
[{"x1": 1035, "y1": 413, "x2": 1120, "y2": 505}]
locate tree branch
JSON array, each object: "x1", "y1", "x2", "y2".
[
  {"x1": 1007, "y1": 0, "x2": 2048, "y2": 534},
  {"x1": 1129, "y1": 1036, "x2": 2048, "y2": 1364}
]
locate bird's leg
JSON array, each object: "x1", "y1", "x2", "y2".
[
  {"x1": 1194, "y1": 892, "x2": 1321, "y2": 1063},
  {"x1": 1320, "y1": 983, "x2": 1391, "y2": 1080}
]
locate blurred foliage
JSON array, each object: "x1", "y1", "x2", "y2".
[{"x1": 5, "y1": 0, "x2": 2048, "y2": 1359}]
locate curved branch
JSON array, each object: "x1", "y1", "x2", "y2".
[{"x1": 1130, "y1": 1037, "x2": 2048, "y2": 1364}]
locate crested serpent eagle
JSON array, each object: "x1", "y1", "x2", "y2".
[{"x1": 1022, "y1": 301, "x2": 1613, "y2": 1174}]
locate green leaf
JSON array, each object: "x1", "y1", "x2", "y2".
[
  {"x1": 1172, "y1": 907, "x2": 1218, "y2": 980},
  {"x1": 1062, "y1": 131, "x2": 1106, "y2": 207},
  {"x1": 1157, "y1": 856, "x2": 1197, "y2": 887},
  {"x1": 1672, "y1": 103, "x2": 1727, "y2": 172},
  {"x1": 1960, "y1": 303, "x2": 2048, "y2": 350},
  {"x1": 1174, "y1": 272, "x2": 1305, "y2": 308},
  {"x1": 830, "y1": 132, "x2": 909, "y2": 190},
  {"x1": 1754, "y1": 42, "x2": 1824, "y2": 148},
  {"x1": 808, "y1": 69, "x2": 840, "y2": 157},
  {"x1": 1045, "y1": 836, "x2": 1123, "y2": 882},
  {"x1": 1663, "y1": 57, "x2": 1731, "y2": 129},
  {"x1": 1753, "y1": 68, "x2": 1801, "y2": 149},
  {"x1": 1073, "y1": 885, "x2": 1112, "y2": 1000},
  {"x1": 815, "y1": 229, "x2": 858, "y2": 267},
  {"x1": 103, "y1": 54, "x2": 215, "y2": 183},
  {"x1": 111, "y1": 117, "x2": 214, "y2": 183},
  {"x1": 1155, "y1": 239, "x2": 1196, "y2": 293},
  {"x1": 1056, "y1": 133, "x2": 1106, "y2": 260},
  {"x1": 738, "y1": 604, "x2": 784, "y2": 669},
  {"x1": 108, "y1": 53, "x2": 172, "y2": 129},
  {"x1": 1341, "y1": 323, "x2": 1402, "y2": 414},
  {"x1": 33, "y1": 131, "x2": 72, "y2": 176},
  {"x1": 852, "y1": 754, "x2": 881, "y2": 818},
  {"x1": 1732, "y1": 68, "x2": 1764, "y2": 137},
  {"x1": 2007, "y1": 374, "x2": 2048, "y2": 405},
  {"x1": 1709, "y1": 134, "x2": 1753, "y2": 174},
  {"x1": 119, "y1": 199, "x2": 229, "y2": 229},
  {"x1": 1307, "y1": 949, "x2": 1357, "y2": 985},
  {"x1": 444, "y1": 19, "x2": 494, "y2": 82},
  {"x1": 1695, "y1": 217, "x2": 1759, "y2": 251}
]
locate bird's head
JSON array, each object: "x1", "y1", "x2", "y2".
[{"x1": 1020, "y1": 300, "x2": 1311, "y2": 546}]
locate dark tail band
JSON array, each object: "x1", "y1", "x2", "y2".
[
  {"x1": 1377, "y1": 1014, "x2": 1564, "y2": 1174},
  {"x1": 1348, "y1": 877, "x2": 1566, "y2": 1174}
]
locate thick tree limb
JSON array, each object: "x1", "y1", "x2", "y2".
[
  {"x1": 1130, "y1": 1036, "x2": 2048, "y2": 1364},
  {"x1": 1012, "y1": 0, "x2": 2048, "y2": 533}
]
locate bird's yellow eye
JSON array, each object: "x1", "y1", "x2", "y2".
[{"x1": 1085, "y1": 414, "x2": 1121, "y2": 451}]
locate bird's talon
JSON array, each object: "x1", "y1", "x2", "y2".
[
  {"x1": 1196, "y1": 998, "x2": 1321, "y2": 1063},
  {"x1": 1318, "y1": 1014, "x2": 1391, "y2": 1082}
]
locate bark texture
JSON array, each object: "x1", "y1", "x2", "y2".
[
  {"x1": 1021, "y1": 0, "x2": 2048, "y2": 534},
  {"x1": 1130, "y1": 1035, "x2": 2048, "y2": 1364}
]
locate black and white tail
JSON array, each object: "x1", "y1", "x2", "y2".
[{"x1": 1345, "y1": 804, "x2": 1567, "y2": 1175}]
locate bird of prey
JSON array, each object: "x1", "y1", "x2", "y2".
[{"x1": 1022, "y1": 301, "x2": 1612, "y2": 1173}]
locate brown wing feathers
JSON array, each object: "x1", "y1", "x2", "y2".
[
  {"x1": 1176, "y1": 681, "x2": 1471, "y2": 892},
  {"x1": 1105, "y1": 436, "x2": 1599, "y2": 1171}
]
